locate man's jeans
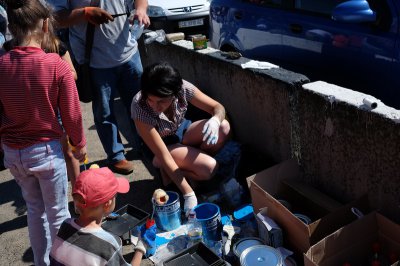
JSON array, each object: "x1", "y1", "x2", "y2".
[
  {"x1": 2, "y1": 140, "x2": 70, "y2": 266},
  {"x1": 91, "y1": 51, "x2": 143, "y2": 163}
]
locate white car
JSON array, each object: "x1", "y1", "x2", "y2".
[{"x1": 147, "y1": 0, "x2": 210, "y2": 36}]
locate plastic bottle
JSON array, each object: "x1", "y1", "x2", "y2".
[
  {"x1": 144, "y1": 29, "x2": 166, "y2": 44},
  {"x1": 130, "y1": 20, "x2": 144, "y2": 41},
  {"x1": 187, "y1": 209, "x2": 203, "y2": 246}
]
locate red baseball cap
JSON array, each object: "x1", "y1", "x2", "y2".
[{"x1": 73, "y1": 167, "x2": 130, "y2": 208}]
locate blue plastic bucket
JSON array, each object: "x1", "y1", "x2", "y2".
[
  {"x1": 154, "y1": 191, "x2": 181, "y2": 231},
  {"x1": 194, "y1": 203, "x2": 222, "y2": 244}
]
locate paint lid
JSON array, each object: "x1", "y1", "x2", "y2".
[
  {"x1": 233, "y1": 204, "x2": 254, "y2": 222},
  {"x1": 233, "y1": 237, "x2": 264, "y2": 257},
  {"x1": 240, "y1": 245, "x2": 283, "y2": 266}
]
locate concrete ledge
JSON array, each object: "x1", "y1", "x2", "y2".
[
  {"x1": 139, "y1": 40, "x2": 400, "y2": 222},
  {"x1": 140, "y1": 40, "x2": 309, "y2": 162},
  {"x1": 299, "y1": 81, "x2": 400, "y2": 220}
]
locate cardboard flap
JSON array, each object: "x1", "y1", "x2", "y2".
[
  {"x1": 305, "y1": 212, "x2": 400, "y2": 266},
  {"x1": 307, "y1": 194, "x2": 371, "y2": 244},
  {"x1": 250, "y1": 180, "x2": 312, "y2": 253},
  {"x1": 377, "y1": 213, "x2": 400, "y2": 254},
  {"x1": 306, "y1": 212, "x2": 378, "y2": 263}
]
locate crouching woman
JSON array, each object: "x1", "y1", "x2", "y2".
[{"x1": 131, "y1": 62, "x2": 231, "y2": 214}]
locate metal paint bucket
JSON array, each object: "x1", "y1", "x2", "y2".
[
  {"x1": 154, "y1": 191, "x2": 181, "y2": 231},
  {"x1": 233, "y1": 237, "x2": 264, "y2": 259},
  {"x1": 240, "y1": 245, "x2": 283, "y2": 266}
]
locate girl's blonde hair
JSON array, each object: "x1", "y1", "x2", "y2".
[{"x1": 41, "y1": 15, "x2": 60, "y2": 54}]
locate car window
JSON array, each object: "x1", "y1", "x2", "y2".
[
  {"x1": 243, "y1": 0, "x2": 292, "y2": 8},
  {"x1": 294, "y1": 0, "x2": 348, "y2": 15},
  {"x1": 368, "y1": 0, "x2": 392, "y2": 31}
]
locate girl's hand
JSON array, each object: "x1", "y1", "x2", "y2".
[{"x1": 70, "y1": 143, "x2": 88, "y2": 164}]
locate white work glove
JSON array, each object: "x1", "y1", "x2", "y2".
[
  {"x1": 134, "y1": 239, "x2": 146, "y2": 255},
  {"x1": 202, "y1": 116, "x2": 221, "y2": 145},
  {"x1": 183, "y1": 191, "x2": 198, "y2": 216}
]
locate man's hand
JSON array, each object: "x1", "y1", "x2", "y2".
[
  {"x1": 84, "y1": 7, "x2": 114, "y2": 25},
  {"x1": 133, "y1": 9, "x2": 150, "y2": 28}
]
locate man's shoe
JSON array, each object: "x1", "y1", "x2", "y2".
[{"x1": 110, "y1": 159, "x2": 134, "y2": 175}]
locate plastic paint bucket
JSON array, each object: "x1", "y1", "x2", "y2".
[
  {"x1": 233, "y1": 204, "x2": 254, "y2": 222},
  {"x1": 240, "y1": 245, "x2": 283, "y2": 266},
  {"x1": 154, "y1": 191, "x2": 181, "y2": 231},
  {"x1": 193, "y1": 203, "x2": 222, "y2": 244}
]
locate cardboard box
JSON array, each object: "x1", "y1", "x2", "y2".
[
  {"x1": 246, "y1": 159, "x2": 370, "y2": 254},
  {"x1": 304, "y1": 212, "x2": 400, "y2": 266}
]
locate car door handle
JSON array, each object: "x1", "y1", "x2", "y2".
[
  {"x1": 290, "y1": 23, "x2": 303, "y2": 34},
  {"x1": 234, "y1": 11, "x2": 242, "y2": 20}
]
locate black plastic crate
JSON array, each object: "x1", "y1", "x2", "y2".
[
  {"x1": 102, "y1": 204, "x2": 149, "y2": 244},
  {"x1": 163, "y1": 242, "x2": 226, "y2": 266}
]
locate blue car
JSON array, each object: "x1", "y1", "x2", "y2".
[{"x1": 210, "y1": 0, "x2": 400, "y2": 109}]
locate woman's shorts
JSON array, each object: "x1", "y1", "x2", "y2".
[{"x1": 141, "y1": 119, "x2": 192, "y2": 161}]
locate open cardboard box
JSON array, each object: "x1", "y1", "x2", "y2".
[
  {"x1": 246, "y1": 159, "x2": 370, "y2": 255},
  {"x1": 304, "y1": 212, "x2": 400, "y2": 265}
]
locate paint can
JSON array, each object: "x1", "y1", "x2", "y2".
[
  {"x1": 192, "y1": 35, "x2": 207, "y2": 50},
  {"x1": 153, "y1": 191, "x2": 181, "y2": 231},
  {"x1": 233, "y1": 237, "x2": 264, "y2": 259},
  {"x1": 240, "y1": 245, "x2": 283, "y2": 266},
  {"x1": 193, "y1": 203, "x2": 222, "y2": 244}
]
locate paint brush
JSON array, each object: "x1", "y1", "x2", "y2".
[{"x1": 111, "y1": 12, "x2": 129, "y2": 18}]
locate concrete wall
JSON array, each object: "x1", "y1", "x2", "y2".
[{"x1": 139, "y1": 40, "x2": 400, "y2": 222}]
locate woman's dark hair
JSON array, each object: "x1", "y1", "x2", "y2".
[
  {"x1": 141, "y1": 62, "x2": 183, "y2": 99},
  {"x1": 6, "y1": 0, "x2": 51, "y2": 46}
]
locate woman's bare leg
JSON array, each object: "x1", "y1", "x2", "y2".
[{"x1": 153, "y1": 144, "x2": 218, "y2": 183}]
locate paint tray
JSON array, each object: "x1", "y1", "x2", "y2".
[
  {"x1": 163, "y1": 242, "x2": 226, "y2": 266},
  {"x1": 102, "y1": 204, "x2": 149, "y2": 243}
]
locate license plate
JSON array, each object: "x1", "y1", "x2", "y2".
[{"x1": 178, "y1": 18, "x2": 204, "y2": 28}]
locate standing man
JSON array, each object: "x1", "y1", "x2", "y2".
[{"x1": 48, "y1": 0, "x2": 150, "y2": 174}]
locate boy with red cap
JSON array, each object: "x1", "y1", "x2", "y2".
[{"x1": 50, "y1": 166, "x2": 148, "y2": 266}]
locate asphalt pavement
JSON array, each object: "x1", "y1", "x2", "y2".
[{"x1": 0, "y1": 98, "x2": 158, "y2": 266}]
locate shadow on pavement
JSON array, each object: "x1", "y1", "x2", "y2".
[
  {"x1": 0, "y1": 215, "x2": 27, "y2": 234},
  {"x1": 0, "y1": 179, "x2": 26, "y2": 215},
  {"x1": 118, "y1": 179, "x2": 162, "y2": 214},
  {"x1": 22, "y1": 248, "x2": 34, "y2": 265}
]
